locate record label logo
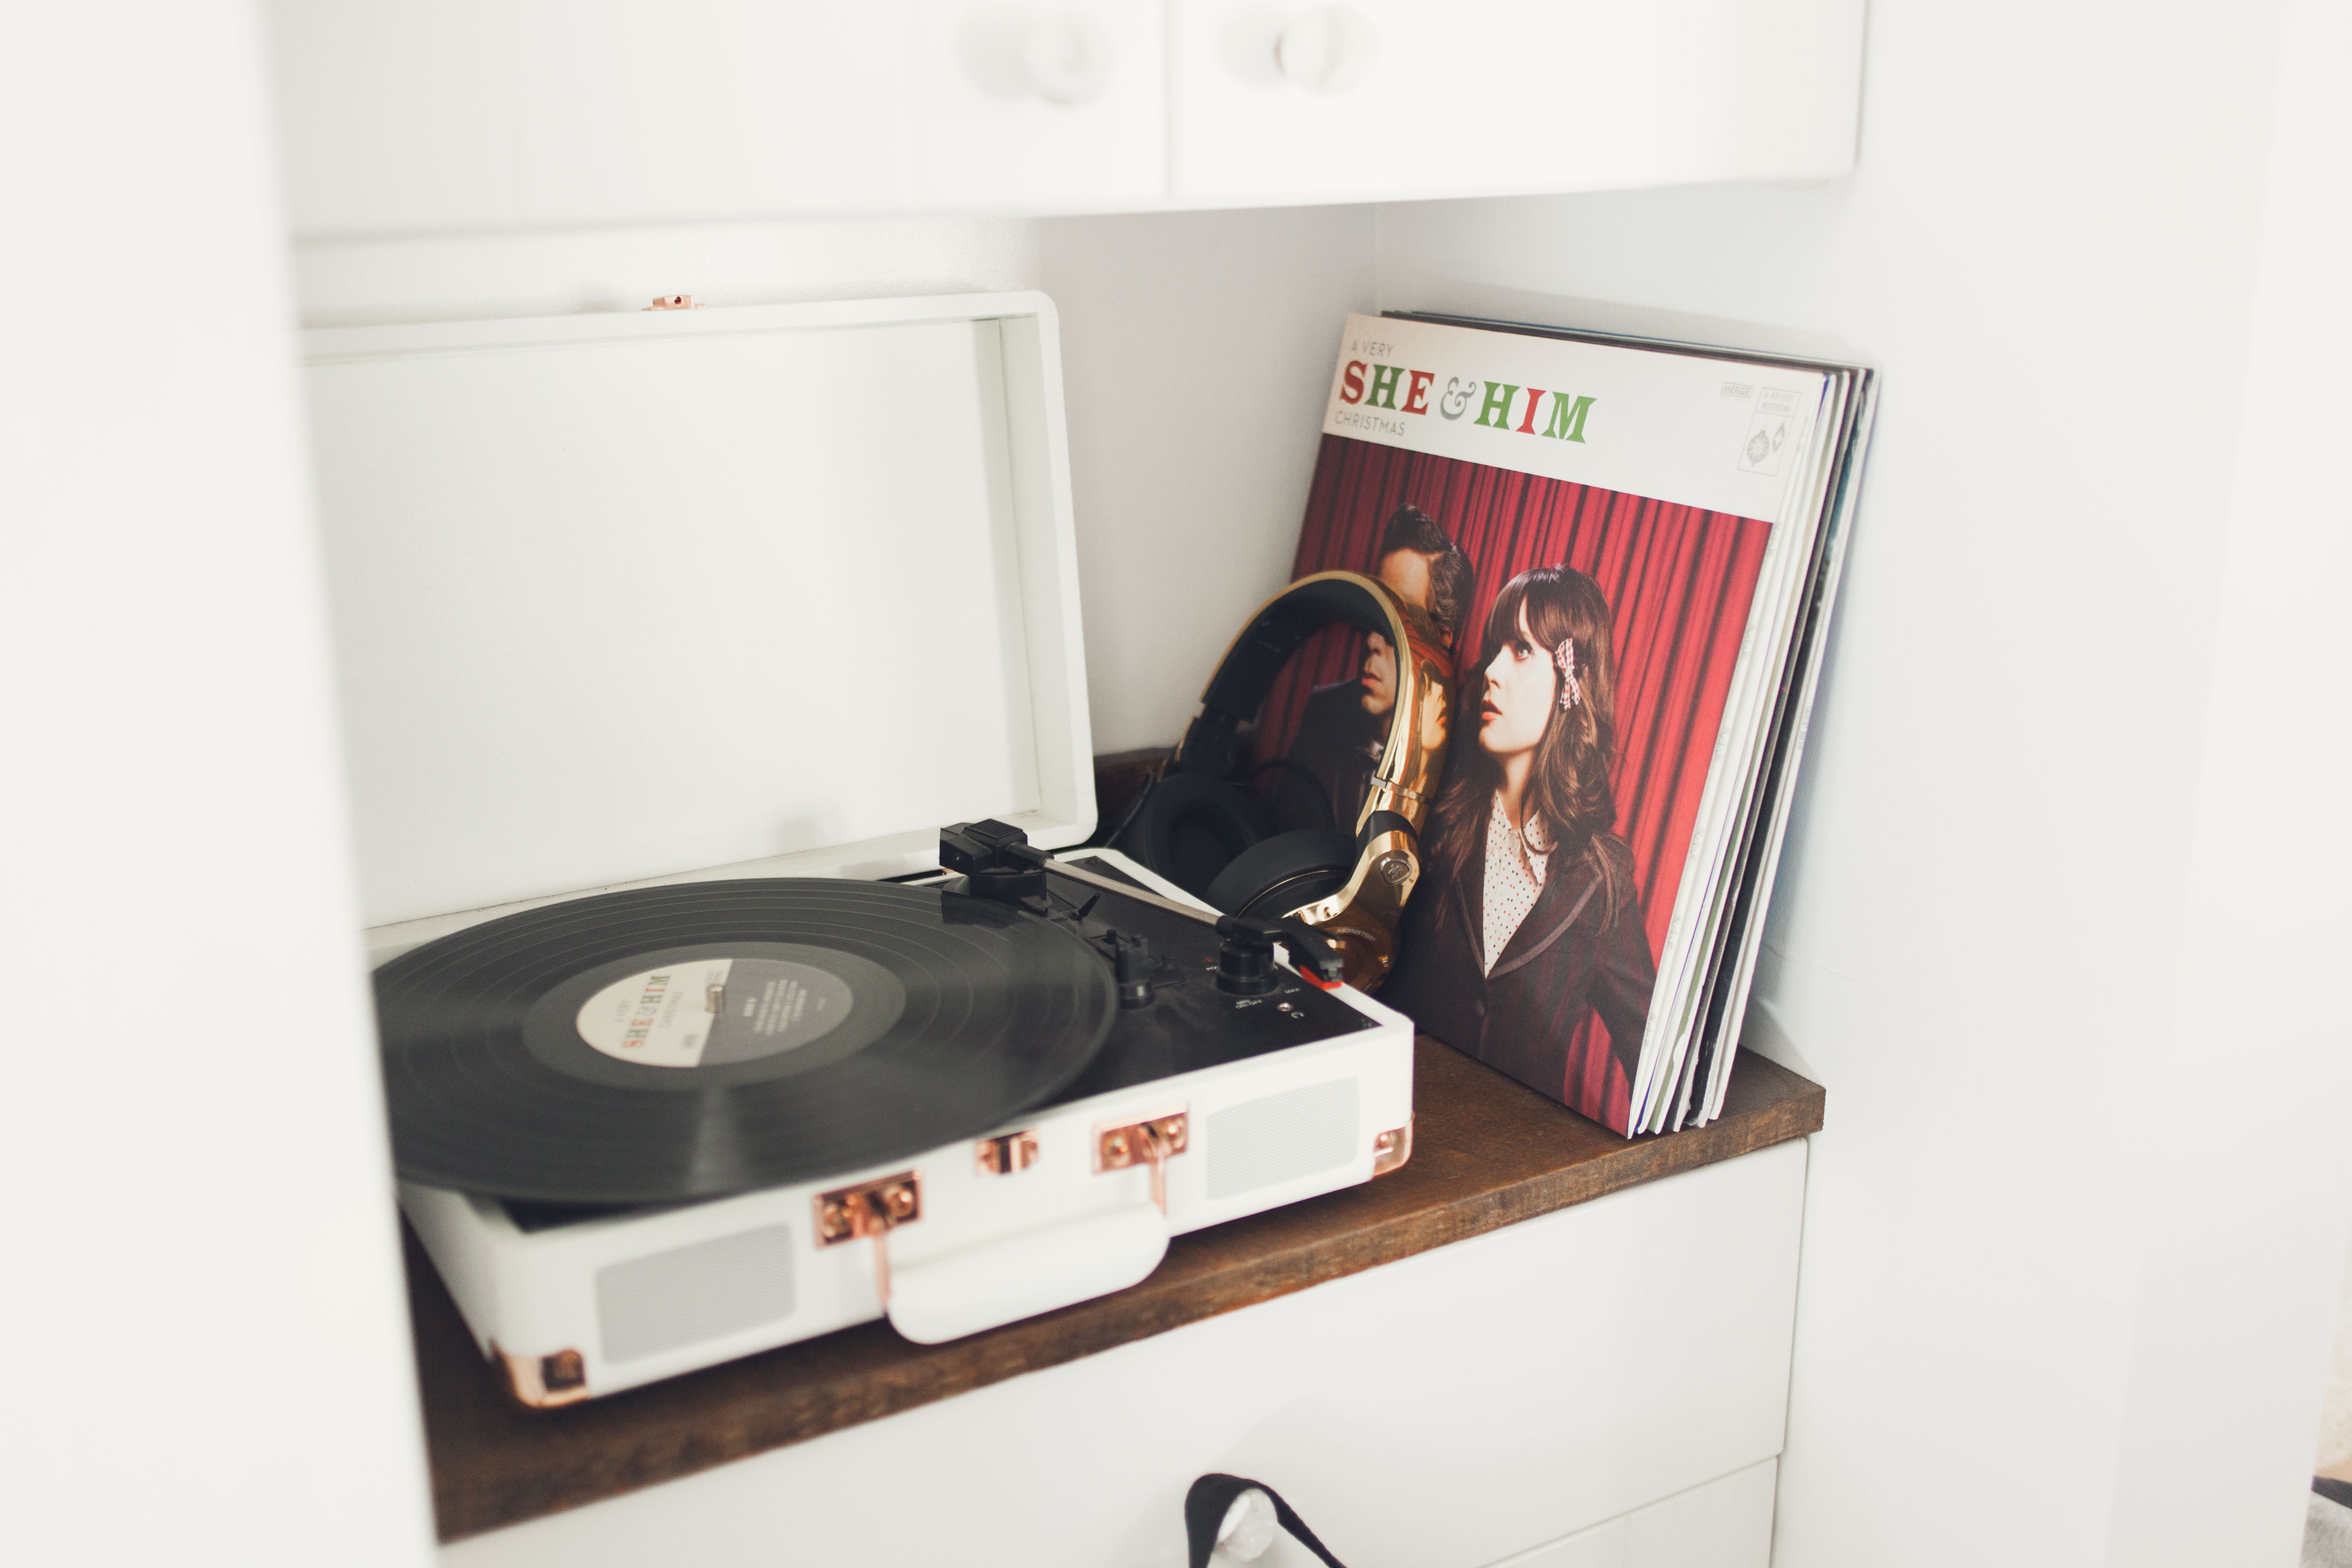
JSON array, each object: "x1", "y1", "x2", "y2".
[
  {"x1": 1737, "y1": 386, "x2": 1801, "y2": 477},
  {"x1": 576, "y1": 957, "x2": 855, "y2": 1069}
]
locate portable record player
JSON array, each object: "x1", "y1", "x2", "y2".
[{"x1": 304, "y1": 293, "x2": 1415, "y2": 1404}]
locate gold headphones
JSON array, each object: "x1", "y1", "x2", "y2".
[{"x1": 1123, "y1": 570, "x2": 1453, "y2": 992}]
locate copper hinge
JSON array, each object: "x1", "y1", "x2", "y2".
[
  {"x1": 644, "y1": 293, "x2": 702, "y2": 310},
  {"x1": 1371, "y1": 1117, "x2": 1413, "y2": 1177},
  {"x1": 1094, "y1": 1109, "x2": 1188, "y2": 1214},
  {"x1": 814, "y1": 1171, "x2": 920, "y2": 1307},
  {"x1": 975, "y1": 1130, "x2": 1040, "y2": 1175}
]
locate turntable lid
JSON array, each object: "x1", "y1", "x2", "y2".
[{"x1": 303, "y1": 295, "x2": 1091, "y2": 936}]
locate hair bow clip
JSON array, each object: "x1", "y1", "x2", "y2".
[{"x1": 1554, "y1": 637, "x2": 1581, "y2": 711}]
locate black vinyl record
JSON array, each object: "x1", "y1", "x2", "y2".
[{"x1": 375, "y1": 879, "x2": 1116, "y2": 1203}]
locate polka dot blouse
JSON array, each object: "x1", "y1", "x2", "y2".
[{"x1": 1482, "y1": 791, "x2": 1549, "y2": 976}]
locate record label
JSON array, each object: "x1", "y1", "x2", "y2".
[{"x1": 575, "y1": 957, "x2": 856, "y2": 1069}]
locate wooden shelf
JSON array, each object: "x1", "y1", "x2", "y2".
[{"x1": 406, "y1": 1039, "x2": 1823, "y2": 1542}]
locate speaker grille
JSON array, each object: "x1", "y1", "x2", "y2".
[
  {"x1": 1206, "y1": 1080, "x2": 1360, "y2": 1200},
  {"x1": 596, "y1": 1224, "x2": 795, "y2": 1366}
]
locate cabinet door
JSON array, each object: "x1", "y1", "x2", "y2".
[
  {"x1": 439, "y1": 1142, "x2": 1808, "y2": 1568},
  {"x1": 509, "y1": 0, "x2": 916, "y2": 226},
  {"x1": 1399, "y1": 0, "x2": 1681, "y2": 195},
  {"x1": 907, "y1": 1, "x2": 1166, "y2": 208},
  {"x1": 1168, "y1": 0, "x2": 1406, "y2": 203},
  {"x1": 1398, "y1": 0, "x2": 1862, "y2": 197}
]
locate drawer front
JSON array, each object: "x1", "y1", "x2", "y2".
[
  {"x1": 274, "y1": 1, "x2": 1168, "y2": 234},
  {"x1": 909, "y1": 0, "x2": 1167, "y2": 209},
  {"x1": 1168, "y1": 0, "x2": 1405, "y2": 203},
  {"x1": 505, "y1": 0, "x2": 918, "y2": 226},
  {"x1": 442, "y1": 1137, "x2": 1808, "y2": 1568},
  {"x1": 269, "y1": 1, "x2": 1860, "y2": 233},
  {"x1": 1395, "y1": 0, "x2": 1865, "y2": 198}
]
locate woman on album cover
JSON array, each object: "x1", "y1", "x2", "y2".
[{"x1": 1383, "y1": 565, "x2": 1657, "y2": 1119}]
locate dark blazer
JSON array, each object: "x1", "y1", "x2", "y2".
[{"x1": 1384, "y1": 806, "x2": 1656, "y2": 1120}]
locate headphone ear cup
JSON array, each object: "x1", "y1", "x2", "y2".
[
  {"x1": 1203, "y1": 828, "x2": 1357, "y2": 918},
  {"x1": 1113, "y1": 771, "x2": 1276, "y2": 901}
]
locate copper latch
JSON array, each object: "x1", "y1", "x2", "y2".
[
  {"x1": 645, "y1": 293, "x2": 702, "y2": 310},
  {"x1": 1094, "y1": 1110, "x2": 1188, "y2": 1214},
  {"x1": 1371, "y1": 1117, "x2": 1413, "y2": 1177},
  {"x1": 975, "y1": 1130, "x2": 1039, "y2": 1175},
  {"x1": 815, "y1": 1172, "x2": 920, "y2": 1307}
]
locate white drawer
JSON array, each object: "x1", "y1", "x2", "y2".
[
  {"x1": 1167, "y1": 0, "x2": 1404, "y2": 204},
  {"x1": 266, "y1": 0, "x2": 1860, "y2": 233},
  {"x1": 909, "y1": 0, "x2": 1167, "y2": 209},
  {"x1": 505, "y1": 0, "x2": 916, "y2": 226},
  {"x1": 442, "y1": 1137, "x2": 1808, "y2": 1568}
]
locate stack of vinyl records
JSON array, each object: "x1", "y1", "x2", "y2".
[{"x1": 1251, "y1": 311, "x2": 1875, "y2": 1135}]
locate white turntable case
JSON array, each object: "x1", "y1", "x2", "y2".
[
  {"x1": 306, "y1": 293, "x2": 1803, "y2": 1567},
  {"x1": 386, "y1": 838, "x2": 1413, "y2": 1398},
  {"x1": 307, "y1": 292, "x2": 1413, "y2": 1396}
]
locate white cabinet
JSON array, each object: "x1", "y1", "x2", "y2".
[
  {"x1": 1168, "y1": 1, "x2": 1405, "y2": 202},
  {"x1": 1396, "y1": 0, "x2": 1864, "y2": 198},
  {"x1": 439, "y1": 1140, "x2": 1808, "y2": 1568},
  {"x1": 909, "y1": 1, "x2": 1167, "y2": 208},
  {"x1": 1164, "y1": 0, "x2": 1862, "y2": 207},
  {"x1": 268, "y1": 1, "x2": 1168, "y2": 235},
  {"x1": 264, "y1": 0, "x2": 1860, "y2": 237},
  {"x1": 1399, "y1": 1, "x2": 1696, "y2": 196},
  {"x1": 505, "y1": 1, "x2": 918, "y2": 226},
  {"x1": 504, "y1": 1, "x2": 1162, "y2": 225}
]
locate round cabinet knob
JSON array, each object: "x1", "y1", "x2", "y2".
[
  {"x1": 1021, "y1": 12, "x2": 1114, "y2": 106},
  {"x1": 1274, "y1": 7, "x2": 1380, "y2": 94}
]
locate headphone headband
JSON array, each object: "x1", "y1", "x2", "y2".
[
  {"x1": 1143, "y1": 570, "x2": 1455, "y2": 992},
  {"x1": 1175, "y1": 571, "x2": 1449, "y2": 842}
]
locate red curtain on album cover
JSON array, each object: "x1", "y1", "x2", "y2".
[{"x1": 1257, "y1": 434, "x2": 1772, "y2": 1128}]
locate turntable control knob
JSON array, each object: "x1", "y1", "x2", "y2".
[
  {"x1": 1114, "y1": 934, "x2": 1156, "y2": 1009},
  {"x1": 1214, "y1": 933, "x2": 1277, "y2": 996}
]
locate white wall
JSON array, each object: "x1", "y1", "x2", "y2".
[
  {"x1": 1374, "y1": 1, "x2": 2352, "y2": 1563},
  {"x1": 2100, "y1": 0, "x2": 2352, "y2": 1554},
  {"x1": 101, "y1": 2, "x2": 2345, "y2": 1559},
  {"x1": 1040, "y1": 207, "x2": 1376, "y2": 753},
  {"x1": 0, "y1": 5, "x2": 433, "y2": 1563},
  {"x1": 2318, "y1": 1235, "x2": 2352, "y2": 1482}
]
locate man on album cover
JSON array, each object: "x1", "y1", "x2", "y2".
[{"x1": 1266, "y1": 504, "x2": 1473, "y2": 832}]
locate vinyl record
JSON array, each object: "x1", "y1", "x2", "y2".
[{"x1": 375, "y1": 879, "x2": 1116, "y2": 1203}]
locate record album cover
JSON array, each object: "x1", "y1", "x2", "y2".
[{"x1": 1253, "y1": 313, "x2": 1859, "y2": 1135}]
